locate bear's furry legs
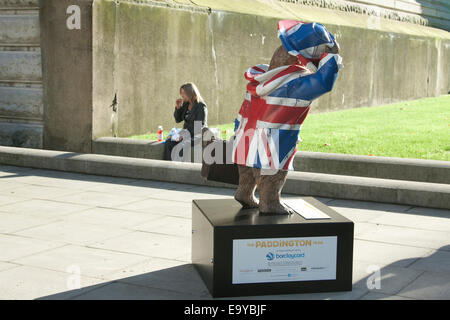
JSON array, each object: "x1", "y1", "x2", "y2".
[
  {"x1": 234, "y1": 165, "x2": 293, "y2": 215},
  {"x1": 256, "y1": 168, "x2": 293, "y2": 215},
  {"x1": 234, "y1": 164, "x2": 259, "y2": 208}
]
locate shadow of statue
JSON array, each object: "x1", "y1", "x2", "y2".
[{"x1": 35, "y1": 244, "x2": 450, "y2": 300}]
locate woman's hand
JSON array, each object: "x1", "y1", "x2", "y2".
[{"x1": 175, "y1": 99, "x2": 183, "y2": 109}]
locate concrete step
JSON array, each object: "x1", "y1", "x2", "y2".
[
  {"x1": 0, "y1": 14, "x2": 40, "y2": 45},
  {"x1": 0, "y1": 121, "x2": 42, "y2": 148},
  {"x1": 0, "y1": 85, "x2": 43, "y2": 120},
  {"x1": 92, "y1": 137, "x2": 450, "y2": 185},
  {"x1": 0, "y1": 146, "x2": 448, "y2": 210},
  {"x1": 293, "y1": 151, "x2": 450, "y2": 185},
  {"x1": 0, "y1": 50, "x2": 41, "y2": 81},
  {"x1": 283, "y1": 171, "x2": 450, "y2": 211}
]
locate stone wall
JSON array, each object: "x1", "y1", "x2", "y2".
[
  {"x1": 0, "y1": 0, "x2": 43, "y2": 148},
  {"x1": 92, "y1": 0, "x2": 450, "y2": 140}
]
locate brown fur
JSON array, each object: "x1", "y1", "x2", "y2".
[
  {"x1": 234, "y1": 165, "x2": 259, "y2": 208},
  {"x1": 268, "y1": 45, "x2": 299, "y2": 71},
  {"x1": 234, "y1": 165, "x2": 294, "y2": 215}
]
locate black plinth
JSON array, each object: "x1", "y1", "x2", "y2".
[{"x1": 191, "y1": 197, "x2": 354, "y2": 298}]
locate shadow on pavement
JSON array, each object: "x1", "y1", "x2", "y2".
[
  {"x1": 36, "y1": 246, "x2": 450, "y2": 300},
  {"x1": 0, "y1": 164, "x2": 235, "y2": 197}
]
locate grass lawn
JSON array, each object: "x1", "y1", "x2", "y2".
[{"x1": 129, "y1": 95, "x2": 450, "y2": 161}]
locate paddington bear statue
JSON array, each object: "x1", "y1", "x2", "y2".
[{"x1": 231, "y1": 20, "x2": 343, "y2": 215}]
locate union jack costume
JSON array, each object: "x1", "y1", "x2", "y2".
[{"x1": 231, "y1": 20, "x2": 343, "y2": 171}]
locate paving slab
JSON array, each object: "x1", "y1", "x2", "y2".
[
  {"x1": 131, "y1": 216, "x2": 191, "y2": 237},
  {"x1": 356, "y1": 224, "x2": 450, "y2": 251},
  {"x1": 0, "y1": 165, "x2": 35, "y2": 176},
  {"x1": 0, "y1": 265, "x2": 108, "y2": 300},
  {"x1": 397, "y1": 271, "x2": 450, "y2": 300},
  {"x1": 103, "y1": 257, "x2": 186, "y2": 281},
  {"x1": 0, "y1": 234, "x2": 66, "y2": 261},
  {"x1": 219, "y1": 287, "x2": 369, "y2": 300},
  {"x1": 0, "y1": 184, "x2": 85, "y2": 201},
  {"x1": 0, "y1": 181, "x2": 30, "y2": 192},
  {"x1": 184, "y1": 185, "x2": 236, "y2": 196},
  {"x1": 14, "y1": 219, "x2": 133, "y2": 246},
  {"x1": 12, "y1": 244, "x2": 151, "y2": 279},
  {"x1": 353, "y1": 239, "x2": 433, "y2": 268},
  {"x1": 130, "y1": 179, "x2": 201, "y2": 191},
  {"x1": 117, "y1": 198, "x2": 192, "y2": 218},
  {"x1": 0, "y1": 170, "x2": 138, "y2": 191},
  {"x1": 407, "y1": 249, "x2": 450, "y2": 273},
  {"x1": 369, "y1": 211, "x2": 450, "y2": 232},
  {"x1": 89, "y1": 231, "x2": 190, "y2": 261},
  {"x1": 125, "y1": 188, "x2": 233, "y2": 203},
  {"x1": 353, "y1": 222, "x2": 376, "y2": 236},
  {"x1": 62, "y1": 207, "x2": 164, "y2": 229},
  {"x1": 0, "y1": 261, "x2": 20, "y2": 272},
  {"x1": 404, "y1": 206, "x2": 450, "y2": 218},
  {"x1": 52, "y1": 191, "x2": 148, "y2": 208},
  {"x1": 69, "y1": 281, "x2": 208, "y2": 300},
  {"x1": 0, "y1": 198, "x2": 90, "y2": 218},
  {"x1": 326, "y1": 207, "x2": 384, "y2": 223},
  {"x1": 326, "y1": 198, "x2": 413, "y2": 213},
  {"x1": 352, "y1": 260, "x2": 425, "y2": 295},
  {"x1": 112, "y1": 262, "x2": 210, "y2": 296},
  {"x1": 359, "y1": 292, "x2": 415, "y2": 300},
  {"x1": 0, "y1": 211, "x2": 61, "y2": 233},
  {"x1": 0, "y1": 193, "x2": 30, "y2": 206},
  {"x1": 80, "y1": 181, "x2": 182, "y2": 198}
]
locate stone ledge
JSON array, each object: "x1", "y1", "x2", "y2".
[
  {"x1": 0, "y1": 145, "x2": 448, "y2": 210},
  {"x1": 93, "y1": 137, "x2": 450, "y2": 184},
  {"x1": 293, "y1": 151, "x2": 450, "y2": 184}
]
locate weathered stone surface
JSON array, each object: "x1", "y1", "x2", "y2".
[
  {"x1": 0, "y1": 86, "x2": 43, "y2": 119},
  {"x1": 92, "y1": 0, "x2": 450, "y2": 140},
  {"x1": 0, "y1": 51, "x2": 41, "y2": 81},
  {"x1": 0, "y1": 122, "x2": 42, "y2": 148},
  {"x1": 0, "y1": 14, "x2": 40, "y2": 44}
]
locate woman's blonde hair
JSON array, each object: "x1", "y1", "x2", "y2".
[{"x1": 180, "y1": 82, "x2": 204, "y2": 104}]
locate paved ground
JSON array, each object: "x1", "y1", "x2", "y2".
[{"x1": 0, "y1": 164, "x2": 448, "y2": 300}]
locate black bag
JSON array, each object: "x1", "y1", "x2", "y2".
[{"x1": 201, "y1": 137, "x2": 239, "y2": 185}]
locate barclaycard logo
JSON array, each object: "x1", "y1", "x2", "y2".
[
  {"x1": 266, "y1": 252, "x2": 306, "y2": 260},
  {"x1": 266, "y1": 252, "x2": 305, "y2": 260},
  {"x1": 277, "y1": 253, "x2": 305, "y2": 259}
]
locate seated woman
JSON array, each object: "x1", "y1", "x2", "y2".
[{"x1": 163, "y1": 82, "x2": 208, "y2": 161}]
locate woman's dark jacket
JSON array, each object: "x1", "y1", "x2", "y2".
[{"x1": 174, "y1": 101, "x2": 208, "y2": 143}]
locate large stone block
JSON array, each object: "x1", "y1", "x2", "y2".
[
  {"x1": 0, "y1": 121, "x2": 42, "y2": 148},
  {"x1": 0, "y1": 14, "x2": 40, "y2": 44},
  {"x1": 0, "y1": 86, "x2": 43, "y2": 120},
  {"x1": 0, "y1": 51, "x2": 41, "y2": 81}
]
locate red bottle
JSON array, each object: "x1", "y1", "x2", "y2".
[{"x1": 157, "y1": 126, "x2": 163, "y2": 142}]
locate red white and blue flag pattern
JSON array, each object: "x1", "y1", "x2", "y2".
[{"x1": 231, "y1": 20, "x2": 343, "y2": 171}]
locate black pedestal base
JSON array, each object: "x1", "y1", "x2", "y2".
[{"x1": 191, "y1": 197, "x2": 354, "y2": 298}]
